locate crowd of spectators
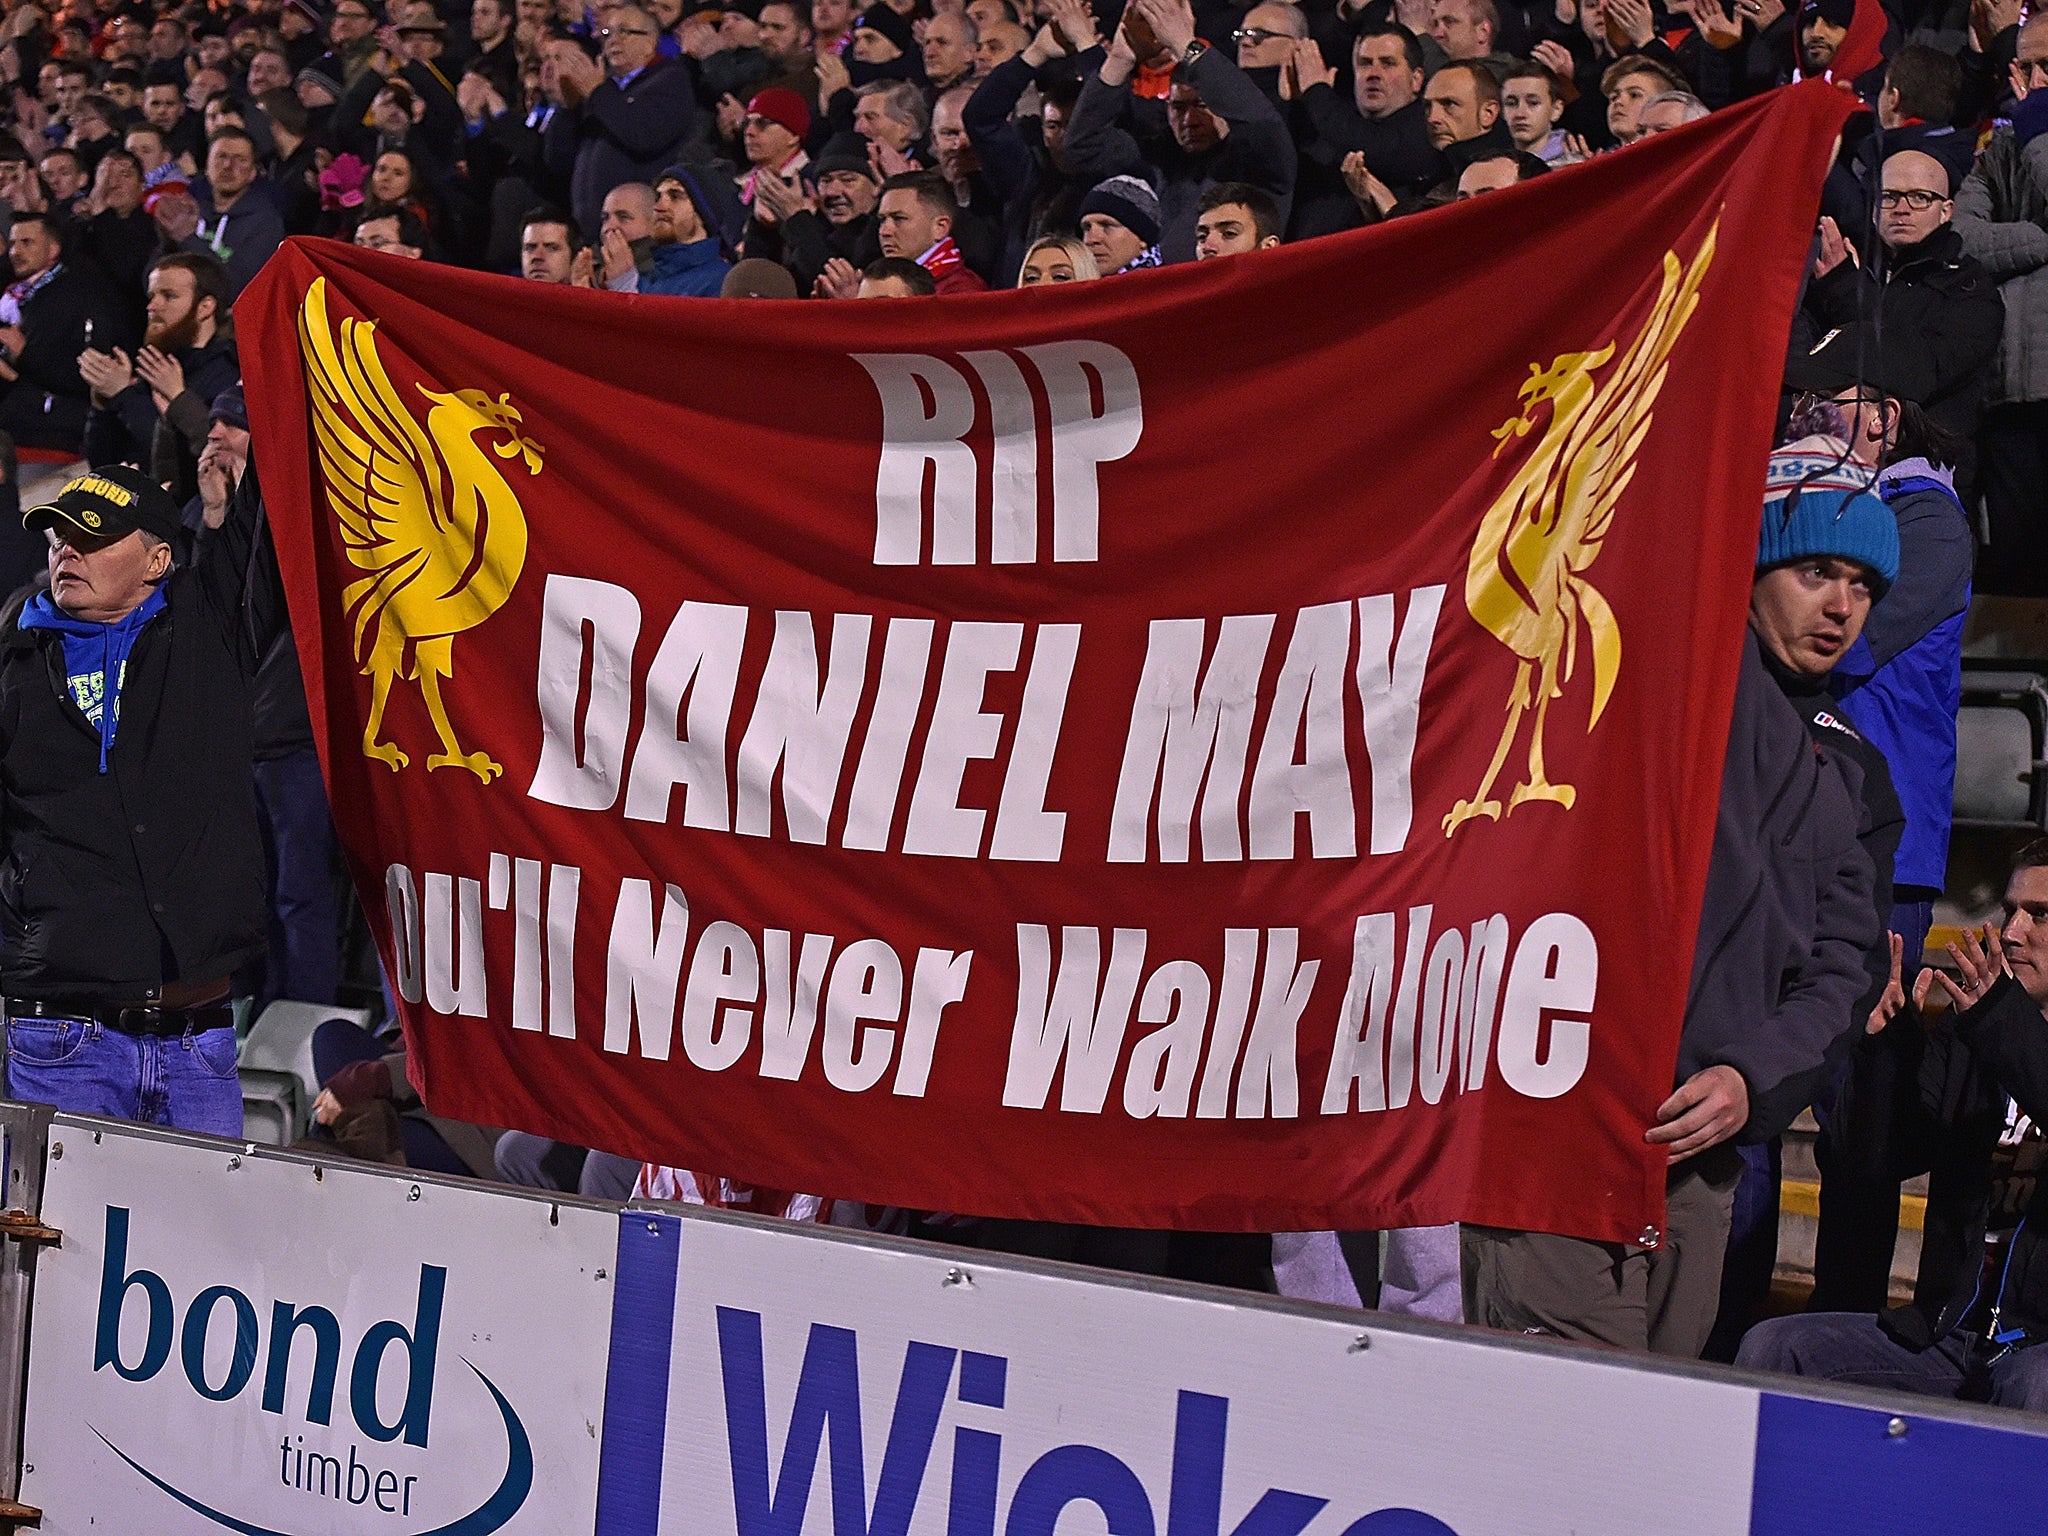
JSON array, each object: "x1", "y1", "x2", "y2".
[{"x1": 0, "y1": 0, "x2": 2045, "y2": 1420}]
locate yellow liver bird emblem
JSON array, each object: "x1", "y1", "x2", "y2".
[
  {"x1": 1442, "y1": 216, "x2": 1718, "y2": 837},
  {"x1": 298, "y1": 276, "x2": 540, "y2": 783}
]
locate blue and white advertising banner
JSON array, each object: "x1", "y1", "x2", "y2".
[
  {"x1": 17, "y1": 1120, "x2": 616, "y2": 1535},
  {"x1": 594, "y1": 1210, "x2": 1768, "y2": 1536}
]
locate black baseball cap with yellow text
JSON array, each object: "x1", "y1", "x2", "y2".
[{"x1": 23, "y1": 464, "x2": 183, "y2": 545}]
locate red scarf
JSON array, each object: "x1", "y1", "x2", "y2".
[{"x1": 918, "y1": 235, "x2": 965, "y2": 280}]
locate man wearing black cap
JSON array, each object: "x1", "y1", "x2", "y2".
[
  {"x1": 1, "y1": 460, "x2": 282, "y2": 1136},
  {"x1": 743, "y1": 130, "x2": 881, "y2": 292}
]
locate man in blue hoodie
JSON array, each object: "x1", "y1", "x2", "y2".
[{"x1": 606, "y1": 164, "x2": 741, "y2": 295}]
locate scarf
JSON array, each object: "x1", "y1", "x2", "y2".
[
  {"x1": 917, "y1": 234, "x2": 965, "y2": 280},
  {"x1": 740, "y1": 149, "x2": 807, "y2": 207},
  {"x1": 18, "y1": 585, "x2": 170, "y2": 772},
  {"x1": 1116, "y1": 245, "x2": 1164, "y2": 274}
]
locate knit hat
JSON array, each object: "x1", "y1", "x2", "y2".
[
  {"x1": 295, "y1": 63, "x2": 344, "y2": 101},
  {"x1": 1080, "y1": 175, "x2": 1160, "y2": 246},
  {"x1": 812, "y1": 129, "x2": 877, "y2": 180},
  {"x1": 853, "y1": 2, "x2": 917, "y2": 56},
  {"x1": 746, "y1": 85, "x2": 812, "y2": 142},
  {"x1": 1756, "y1": 438, "x2": 1899, "y2": 596},
  {"x1": 657, "y1": 162, "x2": 747, "y2": 254},
  {"x1": 140, "y1": 158, "x2": 190, "y2": 216},
  {"x1": 209, "y1": 385, "x2": 248, "y2": 431}
]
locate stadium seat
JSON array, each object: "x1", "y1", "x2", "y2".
[
  {"x1": 1956, "y1": 666, "x2": 2048, "y2": 830},
  {"x1": 238, "y1": 1000, "x2": 377, "y2": 1146}
]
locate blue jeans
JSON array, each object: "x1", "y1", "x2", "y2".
[{"x1": 2, "y1": 1016, "x2": 244, "y2": 1137}]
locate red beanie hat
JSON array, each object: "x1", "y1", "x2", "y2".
[{"x1": 746, "y1": 86, "x2": 811, "y2": 143}]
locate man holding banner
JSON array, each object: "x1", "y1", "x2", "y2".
[{"x1": 234, "y1": 82, "x2": 1863, "y2": 1349}]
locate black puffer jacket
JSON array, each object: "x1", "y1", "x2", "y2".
[{"x1": 0, "y1": 468, "x2": 282, "y2": 1004}]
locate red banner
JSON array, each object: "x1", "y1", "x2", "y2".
[{"x1": 240, "y1": 83, "x2": 1852, "y2": 1241}]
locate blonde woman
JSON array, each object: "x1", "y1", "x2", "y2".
[{"x1": 1017, "y1": 236, "x2": 1099, "y2": 286}]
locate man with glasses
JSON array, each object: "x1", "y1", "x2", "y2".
[
  {"x1": 1956, "y1": 13, "x2": 2048, "y2": 596},
  {"x1": 316, "y1": 0, "x2": 383, "y2": 87},
  {"x1": 544, "y1": 6, "x2": 700, "y2": 242},
  {"x1": 1808, "y1": 148, "x2": 2001, "y2": 458},
  {"x1": 1065, "y1": 0, "x2": 1295, "y2": 262},
  {"x1": 1234, "y1": 3, "x2": 1307, "y2": 79}
]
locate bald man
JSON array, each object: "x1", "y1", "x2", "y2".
[{"x1": 1805, "y1": 146, "x2": 2001, "y2": 452}]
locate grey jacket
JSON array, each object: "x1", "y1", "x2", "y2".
[
  {"x1": 1677, "y1": 630, "x2": 1880, "y2": 1143},
  {"x1": 1954, "y1": 124, "x2": 2048, "y2": 404}
]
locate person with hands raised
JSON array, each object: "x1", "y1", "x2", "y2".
[
  {"x1": 1740, "y1": 844, "x2": 2048, "y2": 1411},
  {"x1": 1289, "y1": 23, "x2": 1442, "y2": 230},
  {"x1": 1063, "y1": 0, "x2": 1295, "y2": 261},
  {"x1": 80, "y1": 252, "x2": 237, "y2": 504}
]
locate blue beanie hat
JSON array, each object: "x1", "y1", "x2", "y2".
[{"x1": 1757, "y1": 440, "x2": 1899, "y2": 598}]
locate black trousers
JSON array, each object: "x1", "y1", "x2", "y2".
[{"x1": 1978, "y1": 400, "x2": 2048, "y2": 596}]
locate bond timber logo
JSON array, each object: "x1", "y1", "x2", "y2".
[
  {"x1": 298, "y1": 275, "x2": 541, "y2": 784},
  {"x1": 1442, "y1": 216, "x2": 1719, "y2": 837},
  {"x1": 87, "y1": 1207, "x2": 534, "y2": 1535}
]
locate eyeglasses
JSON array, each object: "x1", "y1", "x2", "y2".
[
  {"x1": 1232, "y1": 26, "x2": 1284, "y2": 43},
  {"x1": 597, "y1": 25, "x2": 656, "y2": 36},
  {"x1": 1877, "y1": 187, "x2": 1946, "y2": 210}
]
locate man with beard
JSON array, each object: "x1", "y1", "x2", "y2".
[
  {"x1": 0, "y1": 213, "x2": 133, "y2": 456},
  {"x1": 964, "y1": 0, "x2": 1105, "y2": 284},
  {"x1": 1066, "y1": 0, "x2": 1295, "y2": 262},
  {"x1": 755, "y1": 0, "x2": 824, "y2": 112},
  {"x1": 80, "y1": 254, "x2": 240, "y2": 503},
  {"x1": 608, "y1": 165, "x2": 739, "y2": 294},
  {"x1": 1284, "y1": 23, "x2": 1443, "y2": 234},
  {"x1": 748, "y1": 131, "x2": 881, "y2": 292}
]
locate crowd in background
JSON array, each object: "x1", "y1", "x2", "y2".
[{"x1": 0, "y1": 0, "x2": 2046, "y2": 1417}]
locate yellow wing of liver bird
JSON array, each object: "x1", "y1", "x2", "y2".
[
  {"x1": 1442, "y1": 217, "x2": 1719, "y2": 837},
  {"x1": 297, "y1": 276, "x2": 541, "y2": 783}
]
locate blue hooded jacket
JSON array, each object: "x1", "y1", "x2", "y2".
[
  {"x1": 1832, "y1": 458, "x2": 1971, "y2": 892},
  {"x1": 642, "y1": 237, "x2": 732, "y2": 296},
  {"x1": 17, "y1": 585, "x2": 170, "y2": 772}
]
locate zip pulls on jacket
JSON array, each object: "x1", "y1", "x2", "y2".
[
  {"x1": 16, "y1": 584, "x2": 170, "y2": 772},
  {"x1": 1991, "y1": 1216, "x2": 2030, "y2": 1348}
]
